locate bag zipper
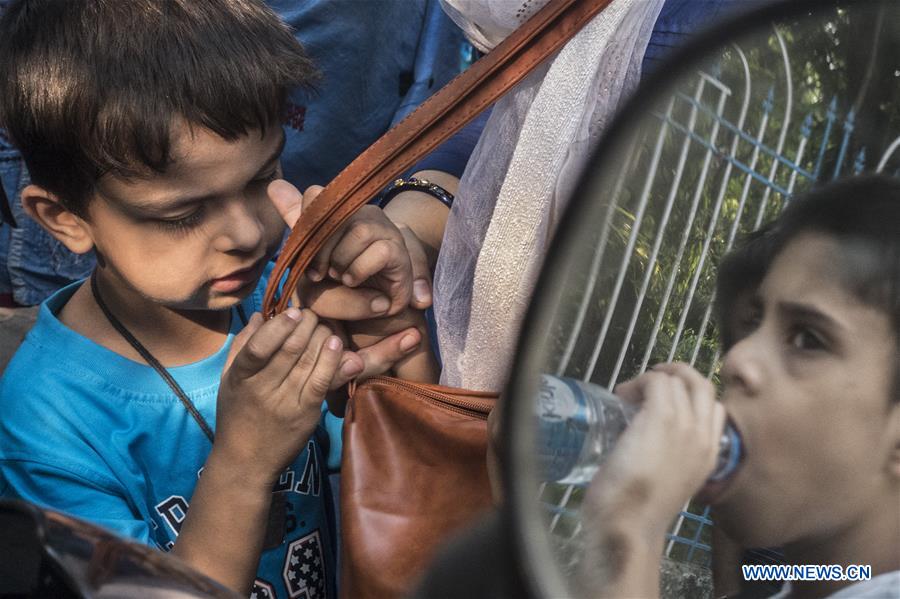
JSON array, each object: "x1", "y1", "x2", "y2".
[{"x1": 358, "y1": 376, "x2": 495, "y2": 419}]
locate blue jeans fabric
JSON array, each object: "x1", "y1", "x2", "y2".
[
  {"x1": 0, "y1": 136, "x2": 93, "y2": 305},
  {"x1": 642, "y1": 0, "x2": 777, "y2": 77}
]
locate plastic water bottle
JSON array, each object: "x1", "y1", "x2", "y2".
[{"x1": 535, "y1": 374, "x2": 742, "y2": 486}]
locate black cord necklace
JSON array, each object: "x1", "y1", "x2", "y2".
[
  {"x1": 89, "y1": 271, "x2": 247, "y2": 443},
  {"x1": 89, "y1": 272, "x2": 286, "y2": 548}
]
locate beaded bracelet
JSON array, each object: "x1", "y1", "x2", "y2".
[{"x1": 377, "y1": 176, "x2": 454, "y2": 210}]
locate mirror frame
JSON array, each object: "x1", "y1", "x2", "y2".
[{"x1": 496, "y1": 0, "x2": 884, "y2": 596}]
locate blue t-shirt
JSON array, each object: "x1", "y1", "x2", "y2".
[{"x1": 0, "y1": 271, "x2": 342, "y2": 599}]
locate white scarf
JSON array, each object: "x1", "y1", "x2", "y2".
[{"x1": 435, "y1": 0, "x2": 665, "y2": 391}]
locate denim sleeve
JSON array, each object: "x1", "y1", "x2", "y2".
[
  {"x1": 391, "y1": 0, "x2": 469, "y2": 126},
  {"x1": 643, "y1": 0, "x2": 779, "y2": 79},
  {"x1": 0, "y1": 131, "x2": 94, "y2": 306},
  {"x1": 407, "y1": 108, "x2": 490, "y2": 179},
  {"x1": 0, "y1": 134, "x2": 19, "y2": 297}
]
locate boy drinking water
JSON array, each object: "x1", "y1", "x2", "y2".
[
  {"x1": 576, "y1": 175, "x2": 900, "y2": 598},
  {"x1": 0, "y1": 0, "x2": 429, "y2": 595}
]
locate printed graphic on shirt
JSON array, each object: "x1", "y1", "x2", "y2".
[
  {"x1": 152, "y1": 443, "x2": 320, "y2": 537},
  {"x1": 270, "y1": 443, "x2": 321, "y2": 497},
  {"x1": 155, "y1": 495, "x2": 189, "y2": 536},
  {"x1": 283, "y1": 529, "x2": 326, "y2": 599},
  {"x1": 294, "y1": 441, "x2": 320, "y2": 496},
  {"x1": 273, "y1": 468, "x2": 295, "y2": 493},
  {"x1": 251, "y1": 578, "x2": 276, "y2": 599}
]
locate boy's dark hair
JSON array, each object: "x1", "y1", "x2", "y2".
[
  {"x1": 0, "y1": 0, "x2": 317, "y2": 217},
  {"x1": 715, "y1": 226, "x2": 777, "y2": 350},
  {"x1": 774, "y1": 175, "x2": 900, "y2": 342},
  {"x1": 717, "y1": 174, "x2": 900, "y2": 401}
]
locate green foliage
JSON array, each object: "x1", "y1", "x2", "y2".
[{"x1": 537, "y1": 3, "x2": 900, "y2": 572}]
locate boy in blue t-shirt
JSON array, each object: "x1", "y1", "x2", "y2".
[{"x1": 0, "y1": 1, "x2": 430, "y2": 596}]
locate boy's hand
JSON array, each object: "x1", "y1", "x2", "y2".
[
  {"x1": 575, "y1": 363, "x2": 726, "y2": 598},
  {"x1": 585, "y1": 362, "x2": 726, "y2": 540},
  {"x1": 268, "y1": 180, "x2": 433, "y2": 317},
  {"x1": 216, "y1": 309, "x2": 342, "y2": 484}
]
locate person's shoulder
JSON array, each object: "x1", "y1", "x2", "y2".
[
  {"x1": 0, "y1": 281, "x2": 120, "y2": 436},
  {"x1": 1, "y1": 282, "x2": 98, "y2": 391}
]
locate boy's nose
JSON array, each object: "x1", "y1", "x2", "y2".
[
  {"x1": 215, "y1": 199, "x2": 265, "y2": 253},
  {"x1": 720, "y1": 334, "x2": 764, "y2": 398}
]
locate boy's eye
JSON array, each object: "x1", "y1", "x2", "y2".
[
  {"x1": 788, "y1": 326, "x2": 826, "y2": 351},
  {"x1": 158, "y1": 207, "x2": 205, "y2": 233}
]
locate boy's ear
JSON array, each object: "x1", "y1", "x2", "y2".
[{"x1": 20, "y1": 184, "x2": 95, "y2": 255}]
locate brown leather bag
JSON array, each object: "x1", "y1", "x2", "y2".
[
  {"x1": 340, "y1": 378, "x2": 496, "y2": 598},
  {"x1": 262, "y1": 1, "x2": 612, "y2": 596}
]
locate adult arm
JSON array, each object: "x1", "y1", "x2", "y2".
[{"x1": 383, "y1": 109, "x2": 490, "y2": 267}]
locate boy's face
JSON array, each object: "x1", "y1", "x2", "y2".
[
  {"x1": 714, "y1": 232, "x2": 899, "y2": 549},
  {"x1": 85, "y1": 122, "x2": 286, "y2": 310}
]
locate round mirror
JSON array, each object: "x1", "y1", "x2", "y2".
[{"x1": 504, "y1": 1, "x2": 900, "y2": 597}]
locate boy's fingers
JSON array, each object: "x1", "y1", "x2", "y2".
[
  {"x1": 300, "y1": 334, "x2": 344, "y2": 403},
  {"x1": 340, "y1": 242, "x2": 416, "y2": 311},
  {"x1": 330, "y1": 352, "x2": 365, "y2": 390},
  {"x1": 337, "y1": 240, "x2": 394, "y2": 287},
  {"x1": 266, "y1": 309, "x2": 320, "y2": 388},
  {"x1": 613, "y1": 376, "x2": 648, "y2": 407},
  {"x1": 301, "y1": 185, "x2": 323, "y2": 210},
  {"x1": 349, "y1": 327, "x2": 422, "y2": 382},
  {"x1": 224, "y1": 311, "x2": 263, "y2": 373},
  {"x1": 653, "y1": 362, "x2": 714, "y2": 399},
  {"x1": 307, "y1": 223, "x2": 346, "y2": 283},
  {"x1": 267, "y1": 179, "x2": 306, "y2": 229},
  {"x1": 268, "y1": 181, "x2": 337, "y2": 281},
  {"x1": 232, "y1": 308, "x2": 304, "y2": 376},
  {"x1": 640, "y1": 372, "x2": 683, "y2": 425},
  {"x1": 711, "y1": 403, "x2": 728, "y2": 455},
  {"x1": 285, "y1": 323, "x2": 333, "y2": 398},
  {"x1": 653, "y1": 362, "x2": 717, "y2": 422}
]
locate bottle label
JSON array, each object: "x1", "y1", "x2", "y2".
[{"x1": 536, "y1": 374, "x2": 592, "y2": 482}]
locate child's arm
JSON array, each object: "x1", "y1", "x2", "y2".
[
  {"x1": 574, "y1": 363, "x2": 726, "y2": 598},
  {"x1": 170, "y1": 309, "x2": 341, "y2": 594}
]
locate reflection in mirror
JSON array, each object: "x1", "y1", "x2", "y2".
[{"x1": 508, "y1": 2, "x2": 900, "y2": 598}]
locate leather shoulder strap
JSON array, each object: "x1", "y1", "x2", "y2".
[{"x1": 263, "y1": 0, "x2": 613, "y2": 317}]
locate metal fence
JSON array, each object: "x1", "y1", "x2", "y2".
[{"x1": 540, "y1": 25, "x2": 900, "y2": 569}]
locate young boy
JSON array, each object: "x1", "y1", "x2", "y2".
[
  {"x1": 576, "y1": 175, "x2": 900, "y2": 598},
  {"x1": 0, "y1": 1, "x2": 427, "y2": 596}
]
